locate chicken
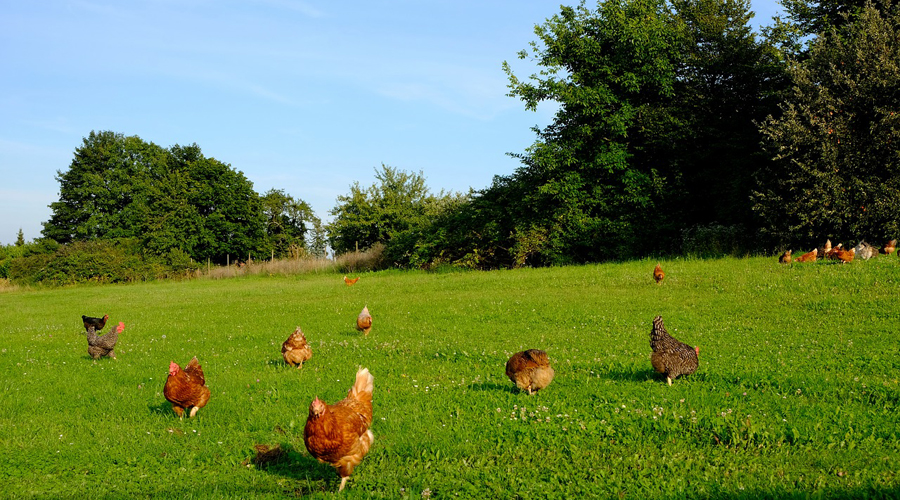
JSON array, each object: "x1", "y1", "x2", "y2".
[
  {"x1": 356, "y1": 306, "x2": 372, "y2": 336},
  {"x1": 853, "y1": 241, "x2": 877, "y2": 260},
  {"x1": 834, "y1": 247, "x2": 855, "y2": 264},
  {"x1": 82, "y1": 314, "x2": 109, "y2": 332},
  {"x1": 778, "y1": 250, "x2": 792, "y2": 264},
  {"x1": 817, "y1": 239, "x2": 833, "y2": 259},
  {"x1": 795, "y1": 249, "x2": 818, "y2": 263},
  {"x1": 303, "y1": 367, "x2": 375, "y2": 492},
  {"x1": 86, "y1": 321, "x2": 124, "y2": 359},
  {"x1": 650, "y1": 316, "x2": 699, "y2": 385},
  {"x1": 825, "y1": 243, "x2": 843, "y2": 259},
  {"x1": 343, "y1": 276, "x2": 360, "y2": 286},
  {"x1": 163, "y1": 356, "x2": 211, "y2": 418},
  {"x1": 881, "y1": 239, "x2": 896, "y2": 255},
  {"x1": 282, "y1": 327, "x2": 312, "y2": 368},
  {"x1": 653, "y1": 264, "x2": 664, "y2": 284},
  {"x1": 505, "y1": 349, "x2": 555, "y2": 395}
]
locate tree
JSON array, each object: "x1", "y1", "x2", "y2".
[
  {"x1": 43, "y1": 131, "x2": 290, "y2": 264},
  {"x1": 327, "y1": 165, "x2": 445, "y2": 255},
  {"x1": 42, "y1": 131, "x2": 162, "y2": 243},
  {"x1": 662, "y1": 0, "x2": 787, "y2": 229},
  {"x1": 261, "y1": 188, "x2": 317, "y2": 258},
  {"x1": 753, "y1": 0, "x2": 900, "y2": 244},
  {"x1": 15, "y1": 229, "x2": 24, "y2": 247},
  {"x1": 499, "y1": 0, "x2": 682, "y2": 263}
]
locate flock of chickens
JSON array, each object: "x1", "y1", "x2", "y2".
[
  {"x1": 78, "y1": 268, "x2": 702, "y2": 492},
  {"x1": 779, "y1": 238, "x2": 897, "y2": 264}
]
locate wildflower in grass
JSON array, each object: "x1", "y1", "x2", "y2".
[{"x1": 421, "y1": 488, "x2": 432, "y2": 498}]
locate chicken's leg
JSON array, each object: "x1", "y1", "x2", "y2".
[
  {"x1": 666, "y1": 376, "x2": 673, "y2": 386},
  {"x1": 338, "y1": 477, "x2": 349, "y2": 492},
  {"x1": 189, "y1": 406, "x2": 199, "y2": 418}
]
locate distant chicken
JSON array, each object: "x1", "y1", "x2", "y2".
[
  {"x1": 818, "y1": 239, "x2": 833, "y2": 259},
  {"x1": 778, "y1": 250, "x2": 792, "y2": 264},
  {"x1": 505, "y1": 349, "x2": 555, "y2": 395},
  {"x1": 650, "y1": 316, "x2": 699, "y2": 385},
  {"x1": 282, "y1": 327, "x2": 313, "y2": 368},
  {"x1": 853, "y1": 241, "x2": 877, "y2": 260},
  {"x1": 653, "y1": 264, "x2": 665, "y2": 284},
  {"x1": 82, "y1": 314, "x2": 109, "y2": 332},
  {"x1": 343, "y1": 276, "x2": 360, "y2": 286},
  {"x1": 882, "y1": 239, "x2": 896, "y2": 255},
  {"x1": 795, "y1": 249, "x2": 818, "y2": 263},
  {"x1": 834, "y1": 247, "x2": 855, "y2": 264},
  {"x1": 86, "y1": 321, "x2": 124, "y2": 359},
  {"x1": 304, "y1": 367, "x2": 375, "y2": 492},
  {"x1": 356, "y1": 306, "x2": 372, "y2": 336},
  {"x1": 825, "y1": 243, "x2": 843, "y2": 259},
  {"x1": 163, "y1": 357, "x2": 211, "y2": 418}
]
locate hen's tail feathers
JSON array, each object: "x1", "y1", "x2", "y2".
[
  {"x1": 650, "y1": 315, "x2": 668, "y2": 343},
  {"x1": 349, "y1": 367, "x2": 374, "y2": 400}
]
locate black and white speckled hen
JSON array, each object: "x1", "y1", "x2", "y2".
[
  {"x1": 86, "y1": 321, "x2": 124, "y2": 359},
  {"x1": 650, "y1": 316, "x2": 698, "y2": 385}
]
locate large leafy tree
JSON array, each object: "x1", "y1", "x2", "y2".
[
  {"x1": 43, "y1": 131, "x2": 163, "y2": 243},
  {"x1": 492, "y1": 0, "x2": 781, "y2": 263},
  {"x1": 753, "y1": 0, "x2": 900, "y2": 244},
  {"x1": 44, "y1": 131, "x2": 287, "y2": 264},
  {"x1": 499, "y1": 0, "x2": 682, "y2": 263},
  {"x1": 261, "y1": 188, "x2": 318, "y2": 258},
  {"x1": 664, "y1": 0, "x2": 787, "y2": 228},
  {"x1": 327, "y1": 165, "x2": 453, "y2": 255}
]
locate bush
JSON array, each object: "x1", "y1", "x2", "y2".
[{"x1": 8, "y1": 239, "x2": 166, "y2": 286}]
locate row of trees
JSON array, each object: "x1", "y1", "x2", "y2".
[
  {"x1": 326, "y1": 0, "x2": 900, "y2": 268},
  {"x1": 11, "y1": 0, "x2": 898, "y2": 281},
  {"x1": 41, "y1": 131, "x2": 325, "y2": 264}
]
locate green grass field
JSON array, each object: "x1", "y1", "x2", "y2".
[{"x1": 1, "y1": 257, "x2": 899, "y2": 499}]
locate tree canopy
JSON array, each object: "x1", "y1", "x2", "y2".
[
  {"x1": 43, "y1": 131, "x2": 316, "y2": 263},
  {"x1": 754, "y1": 0, "x2": 900, "y2": 245}
]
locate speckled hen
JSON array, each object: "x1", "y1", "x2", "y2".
[{"x1": 650, "y1": 316, "x2": 699, "y2": 385}]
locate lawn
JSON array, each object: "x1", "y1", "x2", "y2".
[{"x1": 0, "y1": 257, "x2": 898, "y2": 499}]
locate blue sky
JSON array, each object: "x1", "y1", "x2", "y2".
[{"x1": 0, "y1": 0, "x2": 784, "y2": 245}]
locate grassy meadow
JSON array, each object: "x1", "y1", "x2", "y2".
[{"x1": 1, "y1": 257, "x2": 899, "y2": 499}]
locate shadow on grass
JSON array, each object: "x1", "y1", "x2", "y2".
[
  {"x1": 250, "y1": 441, "x2": 337, "y2": 495},
  {"x1": 597, "y1": 365, "x2": 659, "y2": 383},
  {"x1": 468, "y1": 382, "x2": 517, "y2": 394},
  {"x1": 148, "y1": 401, "x2": 174, "y2": 416}
]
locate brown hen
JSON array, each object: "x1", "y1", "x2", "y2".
[
  {"x1": 653, "y1": 264, "x2": 664, "y2": 284},
  {"x1": 343, "y1": 276, "x2": 360, "y2": 286},
  {"x1": 282, "y1": 327, "x2": 312, "y2": 368},
  {"x1": 778, "y1": 250, "x2": 792, "y2": 264},
  {"x1": 506, "y1": 349, "x2": 555, "y2": 395},
  {"x1": 356, "y1": 306, "x2": 372, "y2": 335},
  {"x1": 304, "y1": 367, "x2": 375, "y2": 492},
  {"x1": 163, "y1": 357, "x2": 211, "y2": 418},
  {"x1": 795, "y1": 249, "x2": 818, "y2": 262}
]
